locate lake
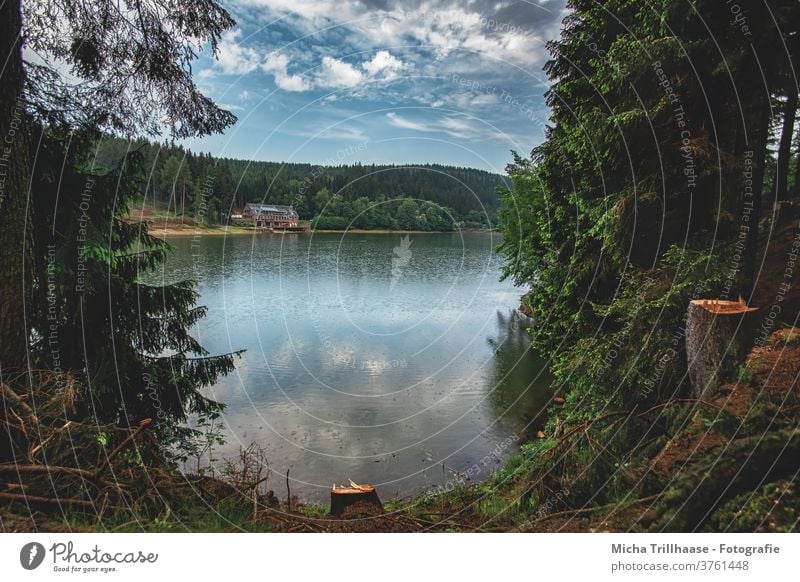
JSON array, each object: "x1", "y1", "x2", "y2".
[{"x1": 156, "y1": 232, "x2": 551, "y2": 502}]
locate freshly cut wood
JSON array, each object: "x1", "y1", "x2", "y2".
[
  {"x1": 330, "y1": 480, "x2": 382, "y2": 516},
  {"x1": 685, "y1": 299, "x2": 759, "y2": 398}
]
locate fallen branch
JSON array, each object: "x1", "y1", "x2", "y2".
[
  {"x1": 285, "y1": 468, "x2": 291, "y2": 512},
  {"x1": 528, "y1": 494, "x2": 662, "y2": 526},
  {"x1": 97, "y1": 418, "x2": 153, "y2": 474},
  {"x1": 0, "y1": 463, "x2": 97, "y2": 480},
  {"x1": 1, "y1": 383, "x2": 37, "y2": 425},
  {"x1": 28, "y1": 420, "x2": 73, "y2": 463},
  {"x1": 557, "y1": 398, "x2": 723, "y2": 444},
  {"x1": 0, "y1": 491, "x2": 96, "y2": 508}
]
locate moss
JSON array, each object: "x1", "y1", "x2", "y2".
[{"x1": 708, "y1": 480, "x2": 798, "y2": 532}]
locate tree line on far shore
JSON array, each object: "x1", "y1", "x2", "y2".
[{"x1": 96, "y1": 137, "x2": 503, "y2": 229}]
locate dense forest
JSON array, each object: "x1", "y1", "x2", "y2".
[
  {"x1": 96, "y1": 138, "x2": 505, "y2": 230},
  {"x1": 491, "y1": 0, "x2": 800, "y2": 531}
]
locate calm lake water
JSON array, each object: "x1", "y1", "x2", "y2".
[{"x1": 156, "y1": 232, "x2": 551, "y2": 502}]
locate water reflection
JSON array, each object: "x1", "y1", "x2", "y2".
[
  {"x1": 153, "y1": 233, "x2": 550, "y2": 501},
  {"x1": 485, "y1": 309, "x2": 553, "y2": 438}
]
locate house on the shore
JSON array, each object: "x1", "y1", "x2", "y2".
[{"x1": 241, "y1": 203, "x2": 304, "y2": 231}]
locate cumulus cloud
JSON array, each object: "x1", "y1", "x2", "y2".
[
  {"x1": 362, "y1": 50, "x2": 406, "y2": 80},
  {"x1": 233, "y1": 0, "x2": 564, "y2": 68},
  {"x1": 262, "y1": 53, "x2": 311, "y2": 92},
  {"x1": 209, "y1": 43, "x2": 408, "y2": 92},
  {"x1": 215, "y1": 30, "x2": 261, "y2": 75},
  {"x1": 314, "y1": 51, "x2": 405, "y2": 89},
  {"x1": 317, "y1": 56, "x2": 364, "y2": 89}
]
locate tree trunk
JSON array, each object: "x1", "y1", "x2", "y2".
[
  {"x1": 744, "y1": 96, "x2": 771, "y2": 299},
  {"x1": 330, "y1": 482, "x2": 382, "y2": 516},
  {"x1": 685, "y1": 300, "x2": 759, "y2": 398},
  {"x1": 795, "y1": 126, "x2": 800, "y2": 195},
  {"x1": 776, "y1": 91, "x2": 797, "y2": 201},
  {"x1": 0, "y1": 0, "x2": 32, "y2": 374}
]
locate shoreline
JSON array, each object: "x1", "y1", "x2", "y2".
[
  {"x1": 148, "y1": 225, "x2": 254, "y2": 238},
  {"x1": 152, "y1": 225, "x2": 497, "y2": 237},
  {"x1": 311, "y1": 228, "x2": 497, "y2": 234}
]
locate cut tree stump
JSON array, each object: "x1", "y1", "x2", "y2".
[
  {"x1": 330, "y1": 480, "x2": 382, "y2": 516},
  {"x1": 685, "y1": 299, "x2": 759, "y2": 398}
]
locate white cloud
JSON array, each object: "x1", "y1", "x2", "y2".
[
  {"x1": 362, "y1": 50, "x2": 406, "y2": 81},
  {"x1": 439, "y1": 117, "x2": 475, "y2": 137},
  {"x1": 362, "y1": 5, "x2": 549, "y2": 66},
  {"x1": 213, "y1": 44, "x2": 407, "y2": 93},
  {"x1": 262, "y1": 53, "x2": 311, "y2": 92},
  {"x1": 216, "y1": 30, "x2": 260, "y2": 75},
  {"x1": 317, "y1": 56, "x2": 364, "y2": 88},
  {"x1": 470, "y1": 93, "x2": 499, "y2": 106},
  {"x1": 217, "y1": 102, "x2": 245, "y2": 111},
  {"x1": 386, "y1": 112, "x2": 433, "y2": 132},
  {"x1": 386, "y1": 111, "x2": 511, "y2": 141},
  {"x1": 233, "y1": 0, "x2": 345, "y2": 23},
  {"x1": 282, "y1": 126, "x2": 368, "y2": 140},
  {"x1": 235, "y1": 0, "x2": 555, "y2": 68}
]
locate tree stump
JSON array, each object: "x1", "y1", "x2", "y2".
[
  {"x1": 685, "y1": 299, "x2": 759, "y2": 398},
  {"x1": 330, "y1": 481, "x2": 382, "y2": 516}
]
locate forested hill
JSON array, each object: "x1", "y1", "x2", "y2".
[
  {"x1": 227, "y1": 159, "x2": 507, "y2": 214},
  {"x1": 97, "y1": 138, "x2": 508, "y2": 223}
]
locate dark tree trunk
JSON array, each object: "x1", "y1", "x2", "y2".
[
  {"x1": 744, "y1": 96, "x2": 771, "y2": 299},
  {"x1": 776, "y1": 91, "x2": 797, "y2": 201},
  {"x1": 685, "y1": 300, "x2": 759, "y2": 398},
  {"x1": 0, "y1": 0, "x2": 32, "y2": 374},
  {"x1": 795, "y1": 127, "x2": 800, "y2": 195}
]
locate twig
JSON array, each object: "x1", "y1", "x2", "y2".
[
  {"x1": 1, "y1": 383, "x2": 37, "y2": 424},
  {"x1": 97, "y1": 418, "x2": 153, "y2": 474},
  {"x1": 28, "y1": 420, "x2": 73, "y2": 462},
  {"x1": 285, "y1": 468, "x2": 291, "y2": 512},
  {"x1": 0, "y1": 491, "x2": 96, "y2": 507},
  {"x1": 0, "y1": 463, "x2": 97, "y2": 480},
  {"x1": 528, "y1": 494, "x2": 662, "y2": 526},
  {"x1": 557, "y1": 398, "x2": 724, "y2": 444},
  {"x1": 0, "y1": 463, "x2": 122, "y2": 493}
]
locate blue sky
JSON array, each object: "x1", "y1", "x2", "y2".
[{"x1": 186, "y1": 0, "x2": 568, "y2": 174}]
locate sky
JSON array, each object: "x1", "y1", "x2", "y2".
[{"x1": 187, "y1": 0, "x2": 569, "y2": 174}]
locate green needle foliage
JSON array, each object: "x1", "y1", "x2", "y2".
[
  {"x1": 500, "y1": 0, "x2": 799, "y2": 412},
  {"x1": 498, "y1": 0, "x2": 799, "y2": 509},
  {"x1": 29, "y1": 125, "x2": 242, "y2": 441}
]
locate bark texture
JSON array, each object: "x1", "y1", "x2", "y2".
[
  {"x1": 686, "y1": 300, "x2": 758, "y2": 398},
  {"x1": 0, "y1": 0, "x2": 32, "y2": 374}
]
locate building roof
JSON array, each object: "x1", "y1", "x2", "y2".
[{"x1": 244, "y1": 203, "x2": 298, "y2": 216}]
